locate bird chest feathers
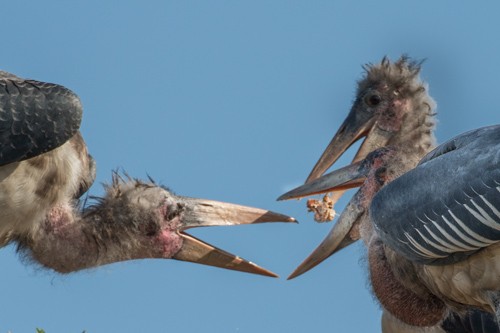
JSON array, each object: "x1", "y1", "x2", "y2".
[
  {"x1": 420, "y1": 242, "x2": 500, "y2": 313},
  {"x1": 369, "y1": 237, "x2": 500, "y2": 326},
  {"x1": 0, "y1": 139, "x2": 86, "y2": 246}
]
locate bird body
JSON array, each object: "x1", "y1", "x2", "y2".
[
  {"x1": 285, "y1": 126, "x2": 500, "y2": 328},
  {"x1": 279, "y1": 57, "x2": 499, "y2": 331},
  {"x1": 0, "y1": 70, "x2": 93, "y2": 247},
  {"x1": 373, "y1": 126, "x2": 500, "y2": 265},
  {"x1": 0, "y1": 134, "x2": 94, "y2": 247},
  {"x1": 280, "y1": 57, "x2": 438, "y2": 271},
  {"x1": 371, "y1": 126, "x2": 500, "y2": 316},
  {"x1": 420, "y1": 242, "x2": 500, "y2": 311},
  {"x1": 0, "y1": 70, "x2": 295, "y2": 276}
]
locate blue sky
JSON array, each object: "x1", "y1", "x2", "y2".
[{"x1": 1, "y1": 2, "x2": 500, "y2": 332}]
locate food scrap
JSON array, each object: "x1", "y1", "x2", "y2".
[{"x1": 306, "y1": 193, "x2": 337, "y2": 222}]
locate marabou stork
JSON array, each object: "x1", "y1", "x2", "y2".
[
  {"x1": 283, "y1": 56, "x2": 436, "y2": 280},
  {"x1": 278, "y1": 57, "x2": 498, "y2": 331},
  {"x1": 0, "y1": 70, "x2": 295, "y2": 276},
  {"x1": 280, "y1": 125, "x2": 500, "y2": 330}
]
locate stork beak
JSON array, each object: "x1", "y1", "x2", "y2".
[
  {"x1": 172, "y1": 198, "x2": 297, "y2": 277},
  {"x1": 278, "y1": 161, "x2": 365, "y2": 201},
  {"x1": 288, "y1": 194, "x2": 365, "y2": 279},
  {"x1": 280, "y1": 160, "x2": 372, "y2": 279},
  {"x1": 306, "y1": 108, "x2": 392, "y2": 184}
]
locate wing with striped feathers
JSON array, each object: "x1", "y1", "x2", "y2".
[
  {"x1": 371, "y1": 125, "x2": 500, "y2": 265},
  {"x1": 0, "y1": 70, "x2": 82, "y2": 166}
]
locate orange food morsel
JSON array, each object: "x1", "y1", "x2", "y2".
[{"x1": 306, "y1": 194, "x2": 337, "y2": 222}]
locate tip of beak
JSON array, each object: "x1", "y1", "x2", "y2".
[
  {"x1": 255, "y1": 211, "x2": 298, "y2": 224},
  {"x1": 258, "y1": 205, "x2": 298, "y2": 222},
  {"x1": 254, "y1": 267, "x2": 280, "y2": 278},
  {"x1": 277, "y1": 189, "x2": 310, "y2": 201},
  {"x1": 287, "y1": 197, "x2": 363, "y2": 280},
  {"x1": 287, "y1": 255, "x2": 322, "y2": 280},
  {"x1": 277, "y1": 184, "x2": 314, "y2": 201},
  {"x1": 279, "y1": 215, "x2": 299, "y2": 223},
  {"x1": 276, "y1": 193, "x2": 292, "y2": 201}
]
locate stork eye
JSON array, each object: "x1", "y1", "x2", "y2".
[
  {"x1": 374, "y1": 167, "x2": 388, "y2": 186},
  {"x1": 365, "y1": 93, "x2": 382, "y2": 107}
]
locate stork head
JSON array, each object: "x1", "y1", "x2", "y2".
[
  {"x1": 22, "y1": 175, "x2": 297, "y2": 277},
  {"x1": 280, "y1": 147, "x2": 414, "y2": 279},
  {"x1": 306, "y1": 56, "x2": 435, "y2": 183},
  {"x1": 279, "y1": 56, "x2": 436, "y2": 279}
]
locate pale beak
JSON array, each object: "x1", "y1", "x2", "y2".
[
  {"x1": 278, "y1": 161, "x2": 365, "y2": 201},
  {"x1": 305, "y1": 105, "x2": 396, "y2": 219},
  {"x1": 280, "y1": 159, "x2": 374, "y2": 279},
  {"x1": 304, "y1": 109, "x2": 391, "y2": 227},
  {"x1": 173, "y1": 198, "x2": 297, "y2": 277},
  {"x1": 288, "y1": 194, "x2": 365, "y2": 279}
]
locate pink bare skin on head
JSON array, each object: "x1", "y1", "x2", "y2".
[
  {"x1": 155, "y1": 229, "x2": 183, "y2": 259},
  {"x1": 154, "y1": 203, "x2": 184, "y2": 258}
]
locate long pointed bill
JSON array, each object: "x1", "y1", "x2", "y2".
[
  {"x1": 304, "y1": 114, "x2": 393, "y2": 222},
  {"x1": 173, "y1": 233, "x2": 279, "y2": 277},
  {"x1": 354, "y1": 124, "x2": 395, "y2": 164},
  {"x1": 306, "y1": 109, "x2": 375, "y2": 184},
  {"x1": 288, "y1": 195, "x2": 365, "y2": 279},
  {"x1": 172, "y1": 198, "x2": 297, "y2": 277},
  {"x1": 308, "y1": 103, "x2": 401, "y2": 183},
  {"x1": 179, "y1": 198, "x2": 297, "y2": 229},
  {"x1": 281, "y1": 159, "x2": 373, "y2": 279},
  {"x1": 278, "y1": 161, "x2": 366, "y2": 201}
]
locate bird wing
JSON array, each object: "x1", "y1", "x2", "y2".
[
  {"x1": 441, "y1": 309, "x2": 500, "y2": 333},
  {"x1": 0, "y1": 71, "x2": 83, "y2": 165},
  {"x1": 371, "y1": 125, "x2": 500, "y2": 265}
]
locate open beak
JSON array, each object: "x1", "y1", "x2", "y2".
[
  {"x1": 288, "y1": 194, "x2": 365, "y2": 279},
  {"x1": 280, "y1": 160, "x2": 373, "y2": 279},
  {"x1": 172, "y1": 198, "x2": 297, "y2": 277},
  {"x1": 306, "y1": 107, "x2": 393, "y2": 184}
]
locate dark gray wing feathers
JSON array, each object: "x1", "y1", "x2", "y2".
[
  {"x1": 372, "y1": 125, "x2": 500, "y2": 265},
  {"x1": 0, "y1": 71, "x2": 82, "y2": 165}
]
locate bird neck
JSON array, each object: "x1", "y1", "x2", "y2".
[
  {"x1": 368, "y1": 237, "x2": 446, "y2": 327},
  {"x1": 17, "y1": 180, "x2": 183, "y2": 273},
  {"x1": 22, "y1": 203, "x2": 103, "y2": 272},
  {"x1": 391, "y1": 90, "x2": 437, "y2": 159}
]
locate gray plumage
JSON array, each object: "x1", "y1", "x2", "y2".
[
  {"x1": 373, "y1": 125, "x2": 500, "y2": 265},
  {"x1": 357, "y1": 127, "x2": 500, "y2": 330},
  {"x1": 0, "y1": 71, "x2": 83, "y2": 166},
  {"x1": 280, "y1": 57, "x2": 499, "y2": 332}
]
